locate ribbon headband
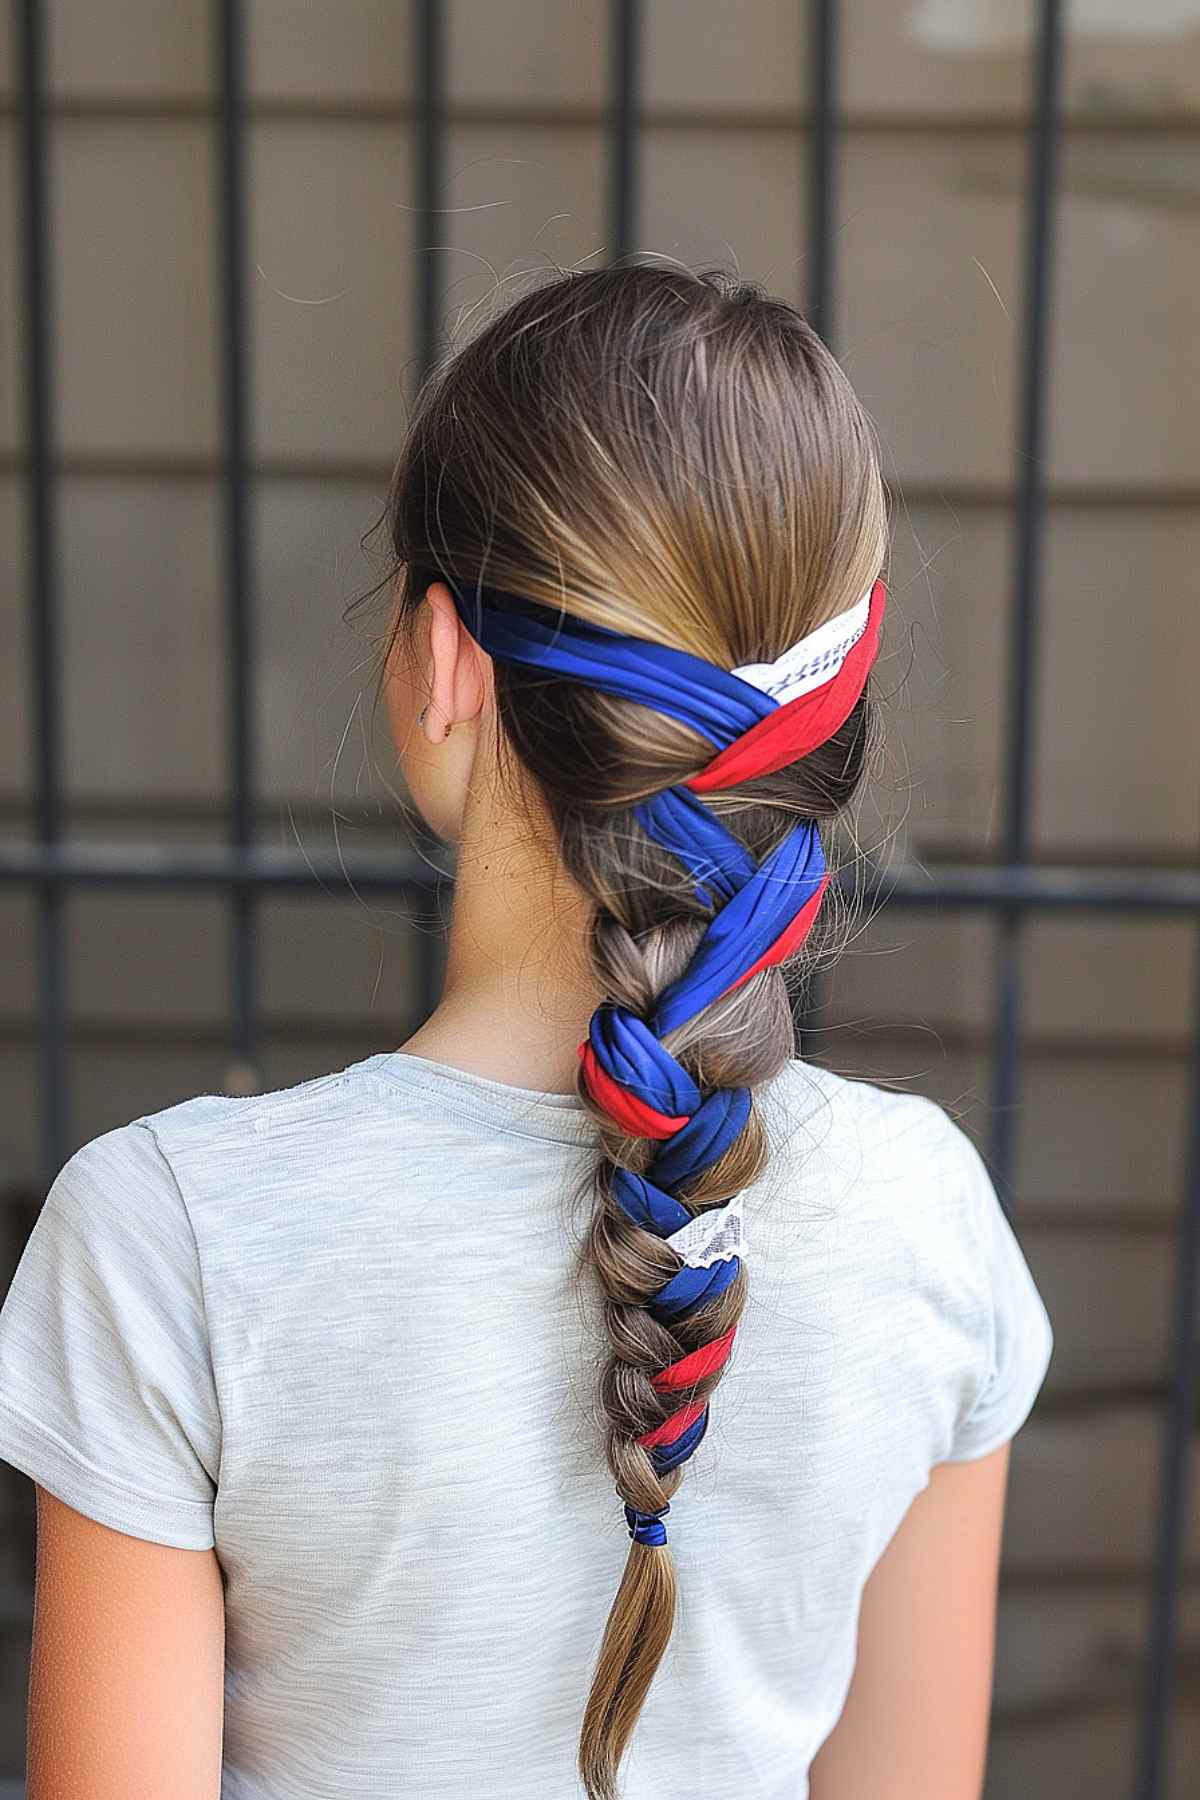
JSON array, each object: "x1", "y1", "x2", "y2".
[{"x1": 445, "y1": 575, "x2": 885, "y2": 794}]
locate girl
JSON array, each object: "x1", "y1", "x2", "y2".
[{"x1": 0, "y1": 261, "x2": 1053, "y2": 1800}]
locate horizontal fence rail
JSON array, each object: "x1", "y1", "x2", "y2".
[
  {"x1": 2, "y1": 843, "x2": 1200, "y2": 915},
  {"x1": 6, "y1": 2, "x2": 1195, "y2": 1797}
]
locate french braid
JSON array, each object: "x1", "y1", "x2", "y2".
[{"x1": 366, "y1": 257, "x2": 890, "y2": 1800}]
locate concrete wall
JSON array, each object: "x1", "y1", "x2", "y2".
[{"x1": 1, "y1": 3, "x2": 1198, "y2": 1793}]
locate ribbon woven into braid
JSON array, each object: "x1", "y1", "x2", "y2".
[{"x1": 445, "y1": 573, "x2": 887, "y2": 1547}]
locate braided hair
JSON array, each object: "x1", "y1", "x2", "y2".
[{"x1": 367, "y1": 259, "x2": 889, "y2": 1800}]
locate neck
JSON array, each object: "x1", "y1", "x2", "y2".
[{"x1": 396, "y1": 775, "x2": 603, "y2": 1096}]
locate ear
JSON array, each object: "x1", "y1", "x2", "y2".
[{"x1": 422, "y1": 581, "x2": 489, "y2": 741}]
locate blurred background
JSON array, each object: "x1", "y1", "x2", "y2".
[{"x1": 1, "y1": 1, "x2": 1198, "y2": 1795}]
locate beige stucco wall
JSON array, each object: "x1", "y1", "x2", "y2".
[{"x1": 1, "y1": 4, "x2": 1198, "y2": 1793}]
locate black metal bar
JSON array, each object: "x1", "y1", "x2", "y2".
[
  {"x1": 855, "y1": 862, "x2": 1200, "y2": 915},
  {"x1": 795, "y1": 0, "x2": 839, "y2": 1059},
  {"x1": 15, "y1": 0, "x2": 68, "y2": 1185},
  {"x1": 609, "y1": 0, "x2": 640, "y2": 260},
  {"x1": 0, "y1": 93, "x2": 1196, "y2": 137},
  {"x1": 0, "y1": 444, "x2": 1187, "y2": 509},
  {"x1": 806, "y1": 0, "x2": 837, "y2": 342},
  {"x1": 3, "y1": 844, "x2": 1200, "y2": 912},
  {"x1": 1136, "y1": 936, "x2": 1200, "y2": 1797},
  {"x1": 214, "y1": 0, "x2": 260, "y2": 1092},
  {"x1": 413, "y1": 0, "x2": 445, "y2": 382},
  {"x1": 988, "y1": 0, "x2": 1064, "y2": 1199}
]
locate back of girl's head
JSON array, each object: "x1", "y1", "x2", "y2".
[{"x1": 372, "y1": 258, "x2": 888, "y2": 1800}]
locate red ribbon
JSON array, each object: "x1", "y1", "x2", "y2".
[
  {"x1": 687, "y1": 578, "x2": 887, "y2": 794},
  {"x1": 638, "y1": 1324, "x2": 738, "y2": 1449},
  {"x1": 577, "y1": 1041, "x2": 690, "y2": 1138}
]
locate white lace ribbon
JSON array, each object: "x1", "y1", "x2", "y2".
[
  {"x1": 662, "y1": 1189, "x2": 749, "y2": 1270},
  {"x1": 732, "y1": 585, "x2": 872, "y2": 703}
]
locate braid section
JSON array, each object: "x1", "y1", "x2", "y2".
[{"x1": 571, "y1": 855, "x2": 793, "y2": 1800}]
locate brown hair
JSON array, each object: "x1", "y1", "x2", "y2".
[{"x1": 355, "y1": 258, "x2": 888, "y2": 1799}]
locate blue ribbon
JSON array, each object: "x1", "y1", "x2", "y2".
[
  {"x1": 446, "y1": 579, "x2": 774, "y2": 749},
  {"x1": 624, "y1": 1499, "x2": 672, "y2": 1547}
]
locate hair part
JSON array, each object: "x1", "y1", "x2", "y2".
[{"x1": 353, "y1": 257, "x2": 888, "y2": 1800}]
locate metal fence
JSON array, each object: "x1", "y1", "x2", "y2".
[{"x1": 3, "y1": 1, "x2": 1197, "y2": 1794}]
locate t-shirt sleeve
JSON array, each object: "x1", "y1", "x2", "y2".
[
  {"x1": 0, "y1": 1121, "x2": 220, "y2": 1549},
  {"x1": 942, "y1": 1119, "x2": 1055, "y2": 1462}
]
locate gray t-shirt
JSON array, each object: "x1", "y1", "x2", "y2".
[{"x1": 0, "y1": 1050, "x2": 1053, "y2": 1798}]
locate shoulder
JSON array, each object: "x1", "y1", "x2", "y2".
[
  {"x1": 760, "y1": 1057, "x2": 965, "y2": 1177},
  {"x1": 759, "y1": 1059, "x2": 997, "y2": 1295},
  {"x1": 41, "y1": 1061, "x2": 389, "y2": 1255},
  {"x1": 129, "y1": 1059, "x2": 366, "y2": 1144},
  {"x1": 123, "y1": 1057, "x2": 389, "y2": 1180}
]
